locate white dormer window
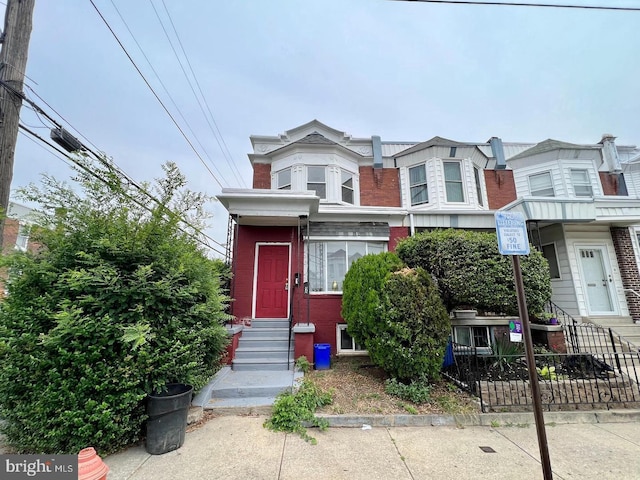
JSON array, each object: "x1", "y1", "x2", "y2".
[
  {"x1": 341, "y1": 171, "x2": 354, "y2": 204},
  {"x1": 277, "y1": 168, "x2": 291, "y2": 190},
  {"x1": 444, "y1": 161, "x2": 464, "y2": 202},
  {"x1": 307, "y1": 166, "x2": 326, "y2": 199},
  {"x1": 570, "y1": 169, "x2": 593, "y2": 197},
  {"x1": 409, "y1": 165, "x2": 429, "y2": 206},
  {"x1": 529, "y1": 171, "x2": 555, "y2": 197}
]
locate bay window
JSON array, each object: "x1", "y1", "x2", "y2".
[
  {"x1": 277, "y1": 168, "x2": 291, "y2": 190},
  {"x1": 409, "y1": 164, "x2": 428, "y2": 206},
  {"x1": 444, "y1": 161, "x2": 464, "y2": 202},
  {"x1": 341, "y1": 170, "x2": 354, "y2": 204},
  {"x1": 307, "y1": 166, "x2": 326, "y2": 199},
  {"x1": 529, "y1": 171, "x2": 554, "y2": 197}
]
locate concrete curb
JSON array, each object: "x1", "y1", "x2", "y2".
[{"x1": 317, "y1": 409, "x2": 640, "y2": 427}]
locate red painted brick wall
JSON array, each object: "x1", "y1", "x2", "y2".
[
  {"x1": 610, "y1": 227, "x2": 640, "y2": 322},
  {"x1": 2, "y1": 218, "x2": 19, "y2": 255},
  {"x1": 359, "y1": 167, "x2": 401, "y2": 207},
  {"x1": 485, "y1": 170, "x2": 517, "y2": 209},
  {"x1": 389, "y1": 226, "x2": 410, "y2": 252},
  {"x1": 599, "y1": 172, "x2": 620, "y2": 196},
  {"x1": 252, "y1": 163, "x2": 271, "y2": 189}
]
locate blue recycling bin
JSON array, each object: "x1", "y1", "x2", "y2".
[{"x1": 314, "y1": 343, "x2": 331, "y2": 370}]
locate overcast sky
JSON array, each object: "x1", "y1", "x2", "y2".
[{"x1": 8, "y1": 0, "x2": 640, "y2": 256}]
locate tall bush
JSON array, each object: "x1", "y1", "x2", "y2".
[
  {"x1": 342, "y1": 253, "x2": 450, "y2": 382},
  {"x1": 341, "y1": 252, "x2": 404, "y2": 345},
  {"x1": 395, "y1": 229, "x2": 551, "y2": 316},
  {"x1": 0, "y1": 160, "x2": 230, "y2": 454}
]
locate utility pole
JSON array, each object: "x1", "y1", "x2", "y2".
[{"x1": 0, "y1": 0, "x2": 35, "y2": 250}]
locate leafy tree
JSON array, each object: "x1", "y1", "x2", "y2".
[
  {"x1": 0, "y1": 158, "x2": 230, "y2": 454},
  {"x1": 395, "y1": 229, "x2": 551, "y2": 316}
]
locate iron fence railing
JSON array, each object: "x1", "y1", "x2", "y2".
[{"x1": 443, "y1": 335, "x2": 640, "y2": 412}]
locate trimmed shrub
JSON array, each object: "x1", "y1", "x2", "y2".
[
  {"x1": 396, "y1": 229, "x2": 551, "y2": 316},
  {"x1": 342, "y1": 255, "x2": 450, "y2": 382},
  {"x1": 341, "y1": 252, "x2": 404, "y2": 345},
  {"x1": 0, "y1": 161, "x2": 230, "y2": 454}
]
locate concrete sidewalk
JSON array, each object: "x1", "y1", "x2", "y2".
[{"x1": 105, "y1": 413, "x2": 640, "y2": 480}]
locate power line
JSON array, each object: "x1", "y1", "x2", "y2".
[
  {"x1": 89, "y1": 0, "x2": 225, "y2": 189},
  {"x1": 19, "y1": 123, "x2": 227, "y2": 257},
  {"x1": 107, "y1": 0, "x2": 232, "y2": 187},
  {"x1": 157, "y1": 0, "x2": 247, "y2": 187},
  {"x1": 389, "y1": 0, "x2": 640, "y2": 11}
]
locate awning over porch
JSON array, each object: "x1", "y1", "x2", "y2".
[
  {"x1": 502, "y1": 197, "x2": 640, "y2": 226},
  {"x1": 217, "y1": 188, "x2": 320, "y2": 226}
]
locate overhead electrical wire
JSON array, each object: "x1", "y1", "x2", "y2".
[
  {"x1": 0, "y1": 78, "x2": 227, "y2": 255},
  {"x1": 157, "y1": 0, "x2": 247, "y2": 187},
  {"x1": 89, "y1": 0, "x2": 224, "y2": 189},
  {"x1": 18, "y1": 123, "x2": 227, "y2": 257},
  {"x1": 389, "y1": 0, "x2": 640, "y2": 11},
  {"x1": 107, "y1": 0, "x2": 232, "y2": 187}
]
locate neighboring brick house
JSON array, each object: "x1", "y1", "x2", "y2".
[{"x1": 218, "y1": 121, "x2": 640, "y2": 359}]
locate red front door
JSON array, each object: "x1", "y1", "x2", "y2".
[{"x1": 255, "y1": 245, "x2": 289, "y2": 318}]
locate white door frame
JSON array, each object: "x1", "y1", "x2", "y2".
[
  {"x1": 575, "y1": 244, "x2": 618, "y2": 316},
  {"x1": 252, "y1": 242, "x2": 292, "y2": 319}
]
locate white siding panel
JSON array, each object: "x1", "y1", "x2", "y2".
[{"x1": 563, "y1": 225, "x2": 629, "y2": 317}]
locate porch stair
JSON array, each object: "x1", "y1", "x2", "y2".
[
  {"x1": 585, "y1": 316, "x2": 640, "y2": 351},
  {"x1": 194, "y1": 367, "x2": 303, "y2": 414},
  {"x1": 232, "y1": 319, "x2": 295, "y2": 371}
]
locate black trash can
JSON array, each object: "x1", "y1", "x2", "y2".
[{"x1": 145, "y1": 383, "x2": 193, "y2": 455}]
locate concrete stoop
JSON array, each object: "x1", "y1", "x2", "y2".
[{"x1": 192, "y1": 366, "x2": 303, "y2": 415}]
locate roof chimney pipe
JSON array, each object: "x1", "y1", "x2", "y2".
[{"x1": 489, "y1": 137, "x2": 506, "y2": 169}]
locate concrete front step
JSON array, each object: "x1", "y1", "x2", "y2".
[
  {"x1": 240, "y1": 328, "x2": 290, "y2": 339},
  {"x1": 237, "y1": 338, "x2": 293, "y2": 349},
  {"x1": 586, "y1": 316, "x2": 635, "y2": 326},
  {"x1": 250, "y1": 319, "x2": 290, "y2": 329},
  {"x1": 232, "y1": 358, "x2": 295, "y2": 371},
  {"x1": 234, "y1": 346, "x2": 293, "y2": 359}
]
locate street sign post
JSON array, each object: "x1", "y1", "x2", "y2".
[{"x1": 495, "y1": 210, "x2": 553, "y2": 480}]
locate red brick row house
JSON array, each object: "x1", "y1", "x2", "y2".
[{"x1": 217, "y1": 120, "x2": 640, "y2": 366}]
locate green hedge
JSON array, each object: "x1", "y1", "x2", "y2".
[
  {"x1": 395, "y1": 229, "x2": 551, "y2": 316},
  {"x1": 0, "y1": 162, "x2": 230, "y2": 454}
]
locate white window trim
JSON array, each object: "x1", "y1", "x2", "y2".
[
  {"x1": 408, "y1": 164, "x2": 429, "y2": 206},
  {"x1": 453, "y1": 325, "x2": 492, "y2": 353},
  {"x1": 541, "y1": 242, "x2": 562, "y2": 281},
  {"x1": 528, "y1": 171, "x2": 555, "y2": 197},
  {"x1": 443, "y1": 160, "x2": 465, "y2": 203},
  {"x1": 570, "y1": 168, "x2": 593, "y2": 197},
  {"x1": 336, "y1": 324, "x2": 368, "y2": 356}
]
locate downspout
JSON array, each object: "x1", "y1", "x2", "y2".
[
  {"x1": 410, "y1": 212, "x2": 415, "y2": 236},
  {"x1": 306, "y1": 217, "x2": 311, "y2": 326},
  {"x1": 230, "y1": 214, "x2": 239, "y2": 323}
]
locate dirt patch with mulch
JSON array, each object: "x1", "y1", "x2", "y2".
[{"x1": 308, "y1": 356, "x2": 480, "y2": 415}]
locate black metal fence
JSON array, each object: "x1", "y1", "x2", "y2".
[{"x1": 443, "y1": 322, "x2": 640, "y2": 412}]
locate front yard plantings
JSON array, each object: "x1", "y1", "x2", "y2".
[
  {"x1": 384, "y1": 377, "x2": 432, "y2": 404},
  {"x1": 395, "y1": 229, "x2": 552, "y2": 316},
  {"x1": 264, "y1": 378, "x2": 333, "y2": 444},
  {"x1": 0, "y1": 160, "x2": 230, "y2": 454},
  {"x1": 342, "y1": 256, "x2": 450, "y2": 382}
]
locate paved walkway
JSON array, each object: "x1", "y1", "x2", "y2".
[{"x1": 105, "y1": 412, "x2": 640, "y2": 480}]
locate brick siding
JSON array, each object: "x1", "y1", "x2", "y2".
[
  {"x1": 599, "y1": 172, "x2": 620, "y2": 195},
  {"x1": 610, "y1": 227, "x2": 640, "y2": 322},
  {"x1": 252, "y1": 163, "x2": 271, "y2": 189},
  {"x1": 484, "y1": 170, "x2": 517, "y2": 209},
  {"x1": 359, "y1": 167, "x2": 402, "y2": 207}
]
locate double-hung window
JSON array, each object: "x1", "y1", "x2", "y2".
[
  {"x1": 15, "y1": 225, "x2": 29, "y2": 252},
  {"x1": 454, "y1": 326, "x2": 490, "y2": 351},
  {"x1": 570, "y1": 169, "x2": 593, "y2": 197},
  {"x1": 307, "y1": 166, "x2": 326, "y2": 199},
  {"x1": 277, "y1": 168, "x2": 291, "y2": 190},
  {"x1": 529, "y1": 172, "x2": 555, "y2": 197},
  {"x1": 444, "y1": 162, "x2": 464, "y2": 202},
  {"x1": 308, "y1": 240, "x2": 386, "y2": 292},
  {"x1": 409, "y1": 165, "x2": 428, "y2": 206},
  {"x1": 341, "y1": 171, "x2": 354, "y2": 204}
]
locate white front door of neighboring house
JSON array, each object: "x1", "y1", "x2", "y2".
[{"x1": 577, "y1": 246, "x2": 617, "y2": 315}]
